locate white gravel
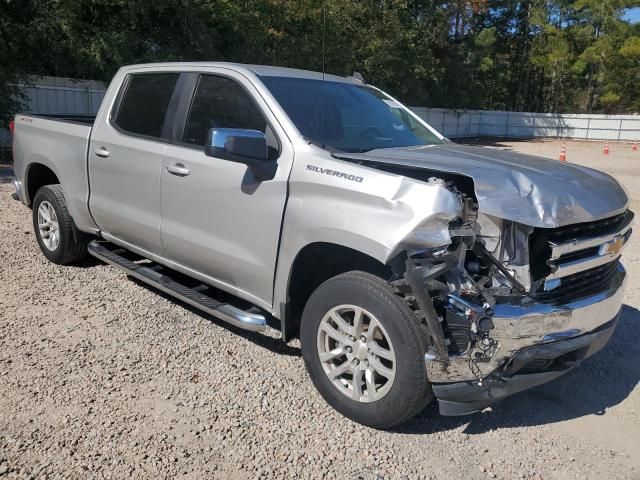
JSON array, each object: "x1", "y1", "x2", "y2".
[{"x1": 1, "y1": 139, "x2": 639, "y2": 479}]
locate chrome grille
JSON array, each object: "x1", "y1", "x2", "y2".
[
  {"x1": 533, "y1": 260, "x2": 620, "y2": 304},
  {"x1": 530, "y1": 211, "x2": 633, "y2": 303}
]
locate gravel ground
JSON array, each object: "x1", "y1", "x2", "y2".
[{"x1": 1, "y1": 139, "x2": 639, "y2": 479}]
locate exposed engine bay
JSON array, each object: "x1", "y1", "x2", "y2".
[{"x1": 386, "y1": 175, "x2": 511, "y2": 379}]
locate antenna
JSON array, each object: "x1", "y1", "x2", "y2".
[
  {"x1": 322, "y1": 0, "x2": 326, "y2": 81},
  {"x1": 320, "y1": 0, "x2": 326, "y2": 148}
]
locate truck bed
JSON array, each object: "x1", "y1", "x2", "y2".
[
  {"x1": 31, "y1": 114, "x2": 96, "y2": 126},
  {"x1": 12, "y1": 113, "x2": 97, "y2": 233}
]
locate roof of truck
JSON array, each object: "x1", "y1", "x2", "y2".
[{"x1": 122, "y1": 62, "x2": 362, "y2": 84}]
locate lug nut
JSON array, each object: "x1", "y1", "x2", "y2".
[{"x1": 360, "y1": 335, "x2": 367, "y2": 342}]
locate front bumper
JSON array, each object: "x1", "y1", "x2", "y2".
[
  {"x1": 433, "y1": 317, "x2": 618, "y2": 415},
  {"x1": 428, "y1": 263, "x2": 627, "y2": 415}
]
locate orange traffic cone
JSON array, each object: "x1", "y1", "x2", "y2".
[
  {"x1": 604, "y1": 142, "x2": 610, "y2": 155},
  {"x1": 633, "y1": 141, "x2": 638, "y2": 151},
  {"x1": 559, "y1": 142, "x2": 567, "y2": 162}
]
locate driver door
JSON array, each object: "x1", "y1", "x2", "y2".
[{"x1": 160, "y1": 71, "x2": 292, "y2": 308}]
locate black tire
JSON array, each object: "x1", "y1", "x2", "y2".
[
  {"x1": 32, "y1": 184, "x2": 90, "y2": 265},
  {"x1": 300, "y1": 271, "x2": 433, "y2": 429}
]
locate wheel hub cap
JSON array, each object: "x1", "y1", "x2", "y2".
[
  {"x1": 317, "y1": 305, "x2": 396, "y2": 403},
  {"x1": 354, "y1": 341, "x2": 368, "y2": 360}
]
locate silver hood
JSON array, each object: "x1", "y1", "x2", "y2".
[{"x1": 337, "y1": 143, "x2": 629, "y2": 228}]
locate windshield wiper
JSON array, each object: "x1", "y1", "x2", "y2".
[
  {"x1": 306, "y1": 140, "x2": 377, "y2": 154},
  {"x1": 305, "y1": 138, "x2": 345, "y2": 153},
  {"x1": 339, "y1": 146, "x2": 380, "y2": 153}
]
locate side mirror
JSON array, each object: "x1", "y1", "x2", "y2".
[{"x1": 205, "y1": 128, "x2": 276, "y2": 180}]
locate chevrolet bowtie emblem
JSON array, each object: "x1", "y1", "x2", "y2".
[{"x1": 600, "y1": 235, "x2": 625, "y2": 256}]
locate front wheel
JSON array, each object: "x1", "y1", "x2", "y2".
[
  {"x1": 300, "y1": 271, "x2": 433, "y2": 428},
  {"x1": 32, "y1": 184, "x2": 89, "y2": 265}
]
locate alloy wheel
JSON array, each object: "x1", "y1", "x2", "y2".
[
  {"x1": 37, "y1": 201, "x2": 60, "y2": 251},
  {"x1": 316, "y1": 304, "x2": 396, "y2": 403}
]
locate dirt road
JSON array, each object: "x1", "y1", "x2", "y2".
[{"x1": 1, "y1": 139, "x2": 639, "y2": 479}]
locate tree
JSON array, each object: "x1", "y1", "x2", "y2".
[{"x1": 2, "y1": 0, "x2": 640, "y2": 121}]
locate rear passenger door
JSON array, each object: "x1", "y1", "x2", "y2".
[
  {"x1": 89, "y1": 72, "x2": 180, "y2": 254},
  {"x1": 160, "y1": 71, "x2": 293, "y2": 308}
]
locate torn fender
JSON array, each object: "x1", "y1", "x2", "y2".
[{"x1": 272, "y1": 151, "x2": 462, "y2": 320}]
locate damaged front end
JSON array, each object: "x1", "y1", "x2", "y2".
[{"x1": 389, "y1": 180, "x2": 632, "y2": 416}]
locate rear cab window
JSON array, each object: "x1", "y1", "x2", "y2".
[{"x1": 113, "y1": 73, "x2": 179, "y2": 139}]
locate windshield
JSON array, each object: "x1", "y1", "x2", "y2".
[{"x1": 259, "y1": 76, "x2": 443, "y2": 153}]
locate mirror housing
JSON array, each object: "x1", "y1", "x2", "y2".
[{"x1": 205, "y1": 128, "x2": 276, "y2": 180}]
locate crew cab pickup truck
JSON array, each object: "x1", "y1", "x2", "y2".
[{"x1": 12, "y1": 63, "x2": 633, "y2": 428}]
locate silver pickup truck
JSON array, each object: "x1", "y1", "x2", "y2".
[{"x1": 12, "y1": 62, "x2": 632, "y2": 428}]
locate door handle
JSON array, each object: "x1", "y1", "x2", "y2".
[
  {"x1": 94, "y1": 147, "x2": 110, "y2": 158},
  {"x1": 166, "y1": 164, "x2": 191, "y2": 177}
]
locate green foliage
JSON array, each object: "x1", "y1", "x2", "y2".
[
  {"x1": 620, "y1": 35, "x2": 640, "y2": 58},
  {"x1": 2, "y1": 0, "x2": 640, "y2": 121}
]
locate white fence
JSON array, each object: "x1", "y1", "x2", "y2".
[
  {"x1": 1, "y1": 76, "x2": 107, "y2": 150},
  {"x1": 411, "y1": 107, "x2": 640, "y2": 141},
  {"x1": 17, "y1": 76, "x2": 107, "y2": 116},
  {"x1": 3, "y1": 76, "x2": 640, "y2": 150}
]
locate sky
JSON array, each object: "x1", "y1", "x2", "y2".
[{"x1": 623, "y1": 7, "x2": 640, "y2": 23}]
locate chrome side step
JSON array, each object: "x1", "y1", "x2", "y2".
[{"x1": 88, "y1": 240, "x2": 267, "y2": 332}]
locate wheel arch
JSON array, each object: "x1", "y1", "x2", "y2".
[
  {"x1": 25, "y1": 161, "x2": 61, "y2": 207},
  {"x1": 279, "y1": 241, "x2": 392, "y2": 342}
]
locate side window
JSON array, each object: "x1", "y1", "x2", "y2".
[
  {"x1": 114, "y1": 73, "x2": 179, "y2": 138},
  {"x1": 183, "y1": 75, "x2": 268, "y2": 147}
]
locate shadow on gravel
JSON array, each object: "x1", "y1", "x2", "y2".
[
  {"x1": 396, "y1": 304, "x2": 640, "y2": 435},
  {"x1": 453, "y1": 137, "x2": 545, "y2": 150},
  {"x1": 0, "y1": 164, "x2": 14, "y2": 182},
  {"x1": 68, "y1": 255, "x2": 102, "y2": 268}
]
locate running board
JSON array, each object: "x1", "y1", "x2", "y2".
[{"x1": 88, "y1": 240, "x2": 267, "y2": 332}]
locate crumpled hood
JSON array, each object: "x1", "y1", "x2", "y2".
[{"x1": 337, "y1": 144, "x2": 629, "y2": 228}]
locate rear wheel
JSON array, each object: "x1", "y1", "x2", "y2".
[
  {"x1": 32, "y1": 184, "x2": 89, "y2": 264},
  {"x1": 300, "y1": 271, "x2": 433, "y2": 428}
]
